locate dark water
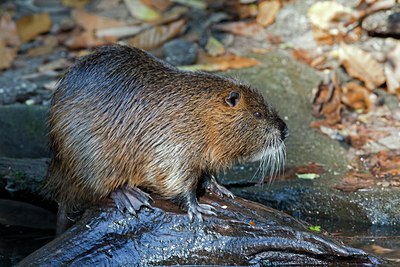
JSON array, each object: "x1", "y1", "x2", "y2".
[
  {"x1": 304, "y1": 217, "x2": 400, "y2": 264},
  {"x1": 1, "y1": 206, "x2": 399, "y2": 265},
  {"x1": 0, "y1": 225, "x2": 55, "y2": 266}
]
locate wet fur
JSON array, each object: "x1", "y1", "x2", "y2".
[{"x1": 44, "y1": 45, "x2": 286, "y2": 212}]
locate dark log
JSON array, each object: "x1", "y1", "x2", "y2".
[{"x1": 18, "y1": 194, "x2": 380, "y2": 266}]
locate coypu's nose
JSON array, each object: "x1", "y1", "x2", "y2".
[{"x1": 276, "y1": 118, "x2": 288, "y2": 141}]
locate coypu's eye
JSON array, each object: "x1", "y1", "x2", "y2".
[
  {"x1": 254, "y1": 112, "x2": 262, "y2": 119},
  {"x1": 225, "y1": 91, "x2": 241, "y2": 107}
]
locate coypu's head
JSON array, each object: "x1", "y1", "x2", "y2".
[{"x1": 206, "y1": 79, "x2": 288, "y2": 182}]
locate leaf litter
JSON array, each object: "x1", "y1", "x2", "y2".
[{"x1": 0, "y1": 0, "x2": 399, "y2": 191}]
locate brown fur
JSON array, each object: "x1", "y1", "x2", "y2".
[{"x1": 44, "y1": 45, "x2": 287, "y2": 213}]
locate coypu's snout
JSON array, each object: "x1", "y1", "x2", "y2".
[{"x1": 276, "y1": 118, "x2": 288, "y2": 141}]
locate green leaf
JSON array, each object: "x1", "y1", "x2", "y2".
[
  {"x1": 309, "y1": 225, "x2": 321, "y2": 232},
  {"x1": 296, "y1": 173, "x2": 320, "y2": 179}
]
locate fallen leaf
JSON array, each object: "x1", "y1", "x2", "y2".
[
  {"x1": 179, "y1": 52, "x2": 259, "y2": 72},
  {"x1": 16, "y1": 13, "x2": 52, "y2": 42},
  {"x1": 342, "y1": 82, "x2": 372, "y2": 113},
  {"x1": 26, "y1": 35, "x2": 58, "y2": 57},
  {"x1": 309, "y1": 225, "x2": 321, "y2": 232},
  {"x1": 338, "y1": 43, "x2": 385, "y2": 90},
  {"x1": 280, "y1": 162, "x2": 325, "y2": 180},
  {"x1": 95, "y1": 0, "x2": 121, "y2": 10},
  {"x1": 152, "y1": 5, "x2": 188, "y2": 25},
  {"x1": 124, "y1": 0, "x2": 161, "y2": 22},
  {"x1": 171, "y1": 0, "x2": 206, "y2": 9},
  {"x1": 308, "y1": 1, "x2": 355, "y2": 30},
  {"x1": 0, "y1": 14, "x2": 21, "y2": 47},
  {"x1": 205, "y1": 36, "x2": 225, "y2": 57},
  {"x1": 292, "y1": 48, "x2": 327, "y2": 70},
  {"x1": 308, "y1": 1, "x2": 359, "y2": 45},
  {"x1": 142, "y1": 0, "x2": 173, "y2": 12},
  {"x1": 66, "y1": 31, "x2": 117, "y2": 49},
  {"x1": 385, "y1": 64, "x2": 400, "y2": 96},
  {"x1": 0, "y1": 42, "x2": 17, "y2": 71},
  {"x1": 213, "y1": 21, "x2": 267, "y2": 40},
  {"x1": 125, "y1": 19, "x2": 185, "y2": 50},
  {"x1": 312, "y1": 71, "x2": 343, "y2": 126},
  {"x1": 62, "y1": 0, "x2": 90, "y2": 7},
  {"x1": 335, "y1": 171, "x2": 375, "y2": 192},
  {"x1": 370, "y1": 244, "x2": 395, "y2": 255},
  {"x1": 72, "y1": 9, "x2": 126, "y2": 31},
  {"x1": 96, "y1": 25, "x2": 149, "y2": 39},
  {"x1": 237, "y1": 3, "x2": 258, "y2": 19},
  {"x1": 296, "y1": 173, "x2": 320, "y2": 179},
  {"x1": 38, "y1": 58, "x2": 71, "y2": 73},
  {"x1": 385, "y1": 43, "x2": 400, "y2": 96},
  {"x1": 256, "y1": 0, "x2": 280, "y2": 27}
]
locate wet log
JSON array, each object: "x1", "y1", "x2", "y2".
[{"x1": 18, "y1": 194, "x2": 380, "y2": 266}]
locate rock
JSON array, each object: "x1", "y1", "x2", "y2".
[
  {"x1": 18, "y1": 195, "x2": 379, "y2": 266},
  {"x1": 163, "y1": 39, "x2": 198, "y2": 66},
  {"x1": 0, "y1": 105, "x2": 48, "y2": 158},
  {"x1": 219, "y1": 51, "x2": 400, "y2": 226},
  {"x1": 0, "y1": 76, "x2": 37, "y2": 105},
  {"x1": 362, "y1": 7, "x2": 400, "y2": 38}
]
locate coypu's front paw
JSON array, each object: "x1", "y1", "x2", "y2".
[
  {"x1": 187, "y1": 201, "x2": 216, "y2": 222},
  {"x1": 111, "y1": 186, "x2": 153, "y2": 214}
]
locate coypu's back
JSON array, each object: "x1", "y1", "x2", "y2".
[{"x1": 45, "y1": 45, "x2": 287, "y2": 218}]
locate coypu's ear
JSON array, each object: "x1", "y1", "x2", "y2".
[{"x1": 225, "y1": 91, "x2": 241, "y2": 107}]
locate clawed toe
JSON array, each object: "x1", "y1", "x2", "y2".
[
  {"x1": 188, "y1": 203, "x2": 217, "y2": 222},
  {"x1": 111, "y1": 186, "x2": 152, "y2": 215},
  {"x1": 206, "y1": 176, "x2": 235, "y2": 199}
]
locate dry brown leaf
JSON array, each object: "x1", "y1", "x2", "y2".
[
  {"x1": 38, "y1": 58, "x2": 71, "y2": 73},
  {"x1": 143, "y1": 0, "x2": 173, "y2": 11},
  {"x1": 308, "y1": 1, "x2": 359, "y2": 45},
  {"x1": 0, "y1": 14, "x2": 21, "y2": 47},
  {"x1": 342, "y1": 82, "x2": 372, "y2": 113},
  {"x1": 66, "y1": 31, "x2": 117, "y2": 49},
  {"x1": 213, "y1": 21, "x2": 266, "y2": 40},
  {"x1": 72, "y1": 9, "x2": 126, "y2": 32},
  {"x1": 0, "y1": 42, "x2": 17, "y2": 71},
  {"x1": 26, "y1": 35, "x2": 58, "y2": 57},
  {"x1": 385, "y1": 43, "x2": 400, "y2": 96},
  {"x1": 237, "y1": 3, "x2": 258, "y2": 19},
  {"x1": 16, "y1": 13, "x2": 52, "y2": 42},
  {"x1": 310, "y1": 25, "x2": 361, "y2": 45},
  {"x1": 370, "y1": 245, "x2": 395, "y2": 255},
  {"x1": 256, "y1": 0, "x2": 280, "y2": 27},
  {"x1": 292, "y1": 48, "x2": 327, "y2": 70},
  {"x1": 311, "y1": 71, "x2": 343, "y2": 126},
  {"x1": 335, "y1": 171, "x2": 375, "y2": 192},
  {"x1": 338, "y1": 43, "x2": 385, "y2": 90},
  {"x1": 179, "y1": 52, "x2": 259, "y2": 72},
  {"x1": 125, "y1": 19, "x2": 185, "y2": 50}
]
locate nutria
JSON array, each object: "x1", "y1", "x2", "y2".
[{"x1": 44, "y1": 45, "x2": 288, "y2": 233}]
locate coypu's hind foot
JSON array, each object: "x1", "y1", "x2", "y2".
[
  {"x1": 204, "y1": 174, "x2": 235, "y2": 199},
  {"x1": 111, "y1": 186, "x2": 153, "y2": 214},
  {"x1": 187, "y1": 192, "x2": 217, "y2": 222}
]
